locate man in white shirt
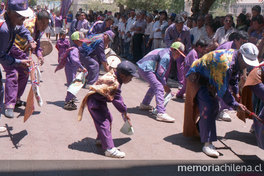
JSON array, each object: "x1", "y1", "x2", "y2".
[
  {"x1": 152, "y1": 10, "x2": 168, "y2": 49},
  {"x1": 190, "y1": 15, "x2": 208, "y2": 45},
  {"x1": 144, "y1": 14, "x2": 154, "y2": 54},
  {"x1": 213, "y1": 14, "x2": 237, "y2": 48}
]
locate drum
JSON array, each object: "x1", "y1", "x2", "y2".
[
  {"x1": 106, "y1": 54, "x2": 121, "y2": 69},
  {"x1": 40, "y1": 39, "x2": 53, "y2": 57},
  {"x1": 105, "y1": 48, "x2": 116, "y2": 58}
]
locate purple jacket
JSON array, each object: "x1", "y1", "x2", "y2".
[
  {"x1": 79, "y1": 41, "x2": 106, "y2": 63},
  {"x1": 66, "y1": 47, "x2": 84, "y2": 70},
  {"x1": 0, "y1": 15, "x2": 33, "y2": 66},
  {"x1": 87, "y1": 73, "x2": 127, "y2": 114},
  {"x1": 164, "y1": 23, "x2": 191, "y2": 52},
  {"x1": 216, "y1": 41, "x2": 236, "y2": 50},
  {"x1": 56, "y1": 38, "x2": 70, "y2": 59},
  {"x1": 88, "y1": 21, "x2": 110, "y2": 35}
]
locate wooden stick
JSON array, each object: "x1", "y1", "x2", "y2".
[{"x1": 245, "y1": 109, "x2": 264, "y2": 125}]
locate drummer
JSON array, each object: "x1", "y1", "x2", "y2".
[
  {"x1": 79, "y1": 30, "x2": 115, "y2": 88},
  {"x1": 3, "y1": 9, "x2": 50, "y2": 118}
]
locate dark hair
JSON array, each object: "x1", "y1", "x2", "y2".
[
  {"x1": 252, "y1": 15, "x2": 264, "y2": 24},
  {"x1": 75, "y1": 11, "x2": 81, "y2": 19},
  {"x1": 237, "y1": 13, "x2": 247, "y2": 23},
  {"x1": 195, "y1": 39, "x2": 208, "y2": 48},
  {"x1": 228, "y1": 32, "x2": 242, "y2": 41},
  {"x1": 36, "y1": 10, "x2": 50, "y2": 20},
  {"x1": 225, "y1": 14, "x2": 233, "y2": 21},
  {"x1": 206, "y1": 21, "x2": 218, "y2": 33},
  {"x1": 252, "y1": 5, "x2": 261, "y2": 14}
]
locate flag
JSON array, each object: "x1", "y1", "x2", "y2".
[{"x1": 60, "y1": 0, "x2": 73, "y2": 18}]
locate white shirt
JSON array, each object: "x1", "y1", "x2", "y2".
[
  {"x1": 125, "y1": 16, "x2": 136, "y2": 34},
  {"x1": 145, "y1": 21, "x2": 154, "y2": 37},
  {"x1": 118, "y1": 21, "x2": 126, "y2": 39},
  {"x1": 213, "y1": 26, "x2": 237, "y2": 45},
  {"x1": 152, "y1": 20, "x2": 168, "y2": 39},
  {"x1": 190, "y1": 26, "x2": 208, "y2": 45}
]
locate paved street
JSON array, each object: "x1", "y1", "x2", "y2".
[{"x1": 0, "y1": 37, "x2": 263, "y2": 174}]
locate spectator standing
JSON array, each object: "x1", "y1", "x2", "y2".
[
  {"x1": 152, "y1": 10, "x2": 168, "y2": 49},
  {"x1": 131, "y1": 11, "x2": 147, "y2": 63}
]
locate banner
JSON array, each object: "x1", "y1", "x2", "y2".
[{"x1": 60, "y1": 0, "x2": 73, "y2": 18}]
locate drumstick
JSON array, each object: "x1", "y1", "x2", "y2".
[{"x1": 245, "y1": 109, "x2": 264, "y2": 125}]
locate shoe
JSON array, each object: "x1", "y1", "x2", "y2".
[
  {"x1": 156, "y1": 113, "x2": 175, "y2": 123},
  {"x1": 202, "y1": 144, "x2": 219, "y2": 158},
  {"x1": 218, "y1": 110, "x2": 232, "y2": 122},
  {"x1": 95, "y1": 139, "x2": 102, "y2": 146},
  {"x1": 15, "y1": 100, "x2": 27, "y2": 108},
  {"x1": 176, "y1": 93, "x2": 184, "y2": 99},
  {"x1": 139, "y1": 103, "x2": 153, "y2": 110},
  {"x1": 63, "y1": 100, "x2": 77, "y2": 110},
  {"x1": 0, "y1": 127, "x2": 6, "y2": 133},
  {"x1": 4, "y1": 108, "x2": 14, "y2": 118},
  {"x1": 249, "y1": 124, "x2": 255, "y2": 134},
  {"x1": 105, "y1": 147, "x2": 125, "y2": 158},
  {"x1": 72, "y1": 97, "x2": 78, "y2": 103}
]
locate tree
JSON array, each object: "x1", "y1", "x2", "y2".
[
  {"x1": 116, "y1": 0, "x2": 237, "y2": 16},
  {"x1": 29, "y1": 0, "x2": 37, "y2": 7},
  {"x1": 190, "y1": 0, "x2": 237, "y2": 16}
]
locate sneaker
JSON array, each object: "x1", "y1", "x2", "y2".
[
  {"x1": 0, "y1": 126, "x2": 6, "y2": 133},
  {"x1": 63, "y1": 100, "x2": 77, "y2": 110},
  {"x1": 202, "y1": 144, "x2": 219, "y2": 158},
  {"x1": 139, "y1": 103, "x2": 153, "y2": 110},
  {"x1": 218, "y1": 110, "x2": 232, "y2": 122},
  {"x1": 249, "y1": 124, "x2": 255, "y2": 134},
  {"x1": 105, "y1": 147, "x2": 125, "y2": 158},
  {"x1": 95, "y1": 139, "x2": 102, "y2": 146},
  {"x1": 156, "y1": 113, "x2": 175, "y2": 123},
  {"x1": 4, "y1": 108, "x2": 14, "y2": 118},
  {"x1": 15, "y1": 100, "x2": 27, "y2": 108}
]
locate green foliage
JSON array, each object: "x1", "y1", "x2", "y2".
[
  {"x1": 116, "y1": 0, "x2": 184, "y2": 12},
  {"x1": 29, "y1": 0, "x2": 37, "y2": 7}
]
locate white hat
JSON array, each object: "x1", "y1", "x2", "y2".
[
  {"x1": 8, "y1": 0, "x2": 34, "y2": 18},
  {"x1": 239, "y1": 43, "x2": 259, "y2": 67}
]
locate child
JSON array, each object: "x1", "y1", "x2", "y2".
[
  {"x1": 137, "y1": 42, "x2": 186, "y2": 123},
  {"x1": 55, "y1": 29, "x2": 70, "y2": 63},
  {"x1": 78, "y1": 60, "x2": 138, "y2": 158},
  {"x1": 55, "y1": 31, "x2": 86, "y2": 110}
]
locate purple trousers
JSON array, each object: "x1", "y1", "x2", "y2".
[
  {"x1": 0, "y1": 71, "x2": 4, "y2": 111},
  {"x1": 138, "y1": 69, "x2": 165, "y2": 114},
  {"x1": 3, "y1": 46, "x2": 29, "y2": 109},
  {"x1": 176, "y1": 56, "x2": 185, "y2": 85},
  {"x1": 87, "y1": 93, "x2": 115, "y2": 150},
  {"x1": 80, "y1": 57, "x2": 100, "y2": 85},
  {"x1": 64, "y1": 62, "x2": 78, "y2": 102},
  {"x1": 196, "y1": 86, "x2": 219, "y2": 143},
  {"x1": 250, "y1": 83, "x2": 264, "y2": 149}
]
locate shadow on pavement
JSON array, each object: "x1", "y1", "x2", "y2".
[
  {"x1": 172, "y1": 97, "x2": 185, "y2": 103},
  {"x1": 217, "y1": 138, "x2": 264, "y2": 164},
  {"x1": 219, "y1": 130, "x2": 257, "y2": 146},
  {"x1": 127, "y1": 107, "x2": 156, "y2": 121},
  {"x1": 46, "y1": 100, "x2": 65, "y2": 108},
  {"x1": 68, "y1": 137, "x2": 131, "y2": 156},
  {"x1": 164, "y1": 133, "x2": 202, "y2": 153},
  {"x1": 0, "y1": 125, "x2": 28, "y2": 149},
  {"x1": 14, "y1": 107, "x2": 41, "y2": 118}
]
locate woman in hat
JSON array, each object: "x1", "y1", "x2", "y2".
[{"x1": 184, "y1": 43, "x2": 259, "y2": 158}]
